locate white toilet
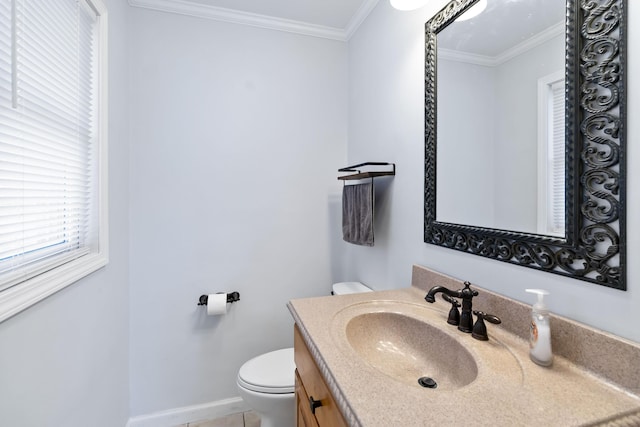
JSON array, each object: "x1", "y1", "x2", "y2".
[{"x1": 236, "y1": 282, "x2": 372, "y2": 427}]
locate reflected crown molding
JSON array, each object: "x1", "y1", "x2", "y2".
[
  {"x1": 439, "y1": 21, "x2": 564, "y2": 67},
  {"x1": 128, "y1": 0, "x2": 379, "y2": 41}
]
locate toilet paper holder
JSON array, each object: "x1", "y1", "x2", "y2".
[{"x1": 198, "y1": 292, "x2": 240, "y2": 306}]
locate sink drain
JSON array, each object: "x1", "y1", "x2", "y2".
[{"x1": 418, "y1": 376, "x2": 437, "y2": 389}]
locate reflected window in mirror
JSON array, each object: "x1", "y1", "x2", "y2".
[{"x1": 537, "y1": 71, "x2": 565, "y2": 237}]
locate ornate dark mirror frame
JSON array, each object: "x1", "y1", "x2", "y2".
[{"x1": 424, "y1": 0, "x2": 627, "y2": 290}]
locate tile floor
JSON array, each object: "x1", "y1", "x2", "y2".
[{"x1": 174, "y1": 411, "x2": 260, "y2": 427}]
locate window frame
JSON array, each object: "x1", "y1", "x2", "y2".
[
  {"x1": 536, "y1": 70, "x2": 565, "y2": 237},
  {"x1": 0, "y1": 0, "x2": 109, "y2": 323}
]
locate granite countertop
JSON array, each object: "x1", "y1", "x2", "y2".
[{"x1": 287, "y1": 267, "x2": 640, "y2": 427}]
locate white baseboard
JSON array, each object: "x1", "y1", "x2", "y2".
[{"x1": 126, "y1": 397, "x2": 250, "y2": 427}]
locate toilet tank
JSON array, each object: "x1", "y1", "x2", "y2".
[{"x1": 332, "y1": 282, "x2": 372, "y2": 295}]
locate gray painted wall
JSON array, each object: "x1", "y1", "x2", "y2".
[{"x1": 127, "y1": 8, "x2": 348, "y2": 416}]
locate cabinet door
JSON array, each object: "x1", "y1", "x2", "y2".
[
  {"x1": 294, "y1": 325, "x2": 348, "y2": 427},
  {"x1": 296, "y1": 370, "x2": 319, "y2": 427}
]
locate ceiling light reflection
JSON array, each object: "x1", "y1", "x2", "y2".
[{"x1": 456, "y1": 0, "x2": 488, "y2": 21}]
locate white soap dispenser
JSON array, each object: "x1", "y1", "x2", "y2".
[{"x1": 525, "y1": 289, "x2": 553, "y2": 367}]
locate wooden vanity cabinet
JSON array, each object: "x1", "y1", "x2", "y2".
[
  {"x1": 295, "y1": 371, "x2": 319, "y2": 427},
  {"x1": 294, "y1": 324, "x2": 347, "y2": 427}
]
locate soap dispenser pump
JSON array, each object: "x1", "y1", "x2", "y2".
[{"x1": 525, "y1": 289, "x2": 553, "y2": 367}]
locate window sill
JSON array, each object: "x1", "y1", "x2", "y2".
[{"x1": 0, "y1": 253, "x2": 108, "y2": 323}]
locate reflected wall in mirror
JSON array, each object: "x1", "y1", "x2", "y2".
[
  {"x1": 424, "y1": 0, "x2": 627, "y2": 290},
  {"x1": 436, "y1": 0, "x2": 566, "y2": 236}
]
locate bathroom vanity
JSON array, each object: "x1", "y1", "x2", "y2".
[
  {"x1": 294, "y1": 325, "x2": 347, "y2": 427},
  {"x1": 288, "y1": 266, "x2": 640, "y2": 427}
]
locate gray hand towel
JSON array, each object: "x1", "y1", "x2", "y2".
[{"x1": 342, "y1": 182, "x2": 374, "y2": 246}]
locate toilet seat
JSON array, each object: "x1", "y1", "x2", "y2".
[{"x1": 237, "y1": 348, "x2": 295, "y2": 394}]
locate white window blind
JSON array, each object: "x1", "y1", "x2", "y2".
[
  {"x1": 548, "y1": 79, "x2": 565, "y2": 233},
  {"x1": 0, "y1": 0, "x2": 107, "y2": 305},
  {"x1": 536, "y1": 71, "x2": 565, "y2": 237}
]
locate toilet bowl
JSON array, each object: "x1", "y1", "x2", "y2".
[
  {"x1": 236, "y1": 282, "x2": 372, "y2": 427},
  {"x1": 236, "y1": 348, "x2": 295, "y2": 427}
]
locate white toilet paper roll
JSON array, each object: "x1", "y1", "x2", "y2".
[{"x1": 206, "y1": 293, "x2": 227, "y2": 316}]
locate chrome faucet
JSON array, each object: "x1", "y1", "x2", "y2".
[{"x1": 425, "y1": 281, "x2": 478, "y2": 333}]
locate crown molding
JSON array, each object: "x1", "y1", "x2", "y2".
[
  {"x1": 494, "y1": 21, "x2": 564, "y2": 65},
  {"x1": 437, "y1": 48, "x2": 495, "y2": 67},
  {"x1": 439, "y1": 21, "x2": 564, "y2": 67},
  {"x1": 345, "y1": 0, "x2": 380, "y2": 40},
  {"x1": 128, "y1": 0, "x2": 380, "y2": 41}
]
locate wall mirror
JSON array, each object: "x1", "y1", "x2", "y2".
[{"x1": 424, "y1": 0, "x2": 627, "y2": 290}]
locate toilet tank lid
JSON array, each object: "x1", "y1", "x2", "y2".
[{"x1": 332, "y1": 282, "x2": 372, "y2": 295}]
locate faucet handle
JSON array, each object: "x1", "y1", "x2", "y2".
[
  {"x1": 442, "y1": 294, "x2": 461, "y2": 326},
  {"x1": 442, "y1": 293, "x2": 460, "y2": 306},
  {"x1": 471, "y1": 310, "x2": 501, "y2": 341},
  {"x1": 461, "y1": 281, "x2": 479, "y2": 297}
]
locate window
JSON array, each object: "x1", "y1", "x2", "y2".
[
  {"x1": 0, "y1": 0, "x2": 108, "y2": 322},
  {"x1": 537, "y1": 71, "x2": 565, "y2": 237}
]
